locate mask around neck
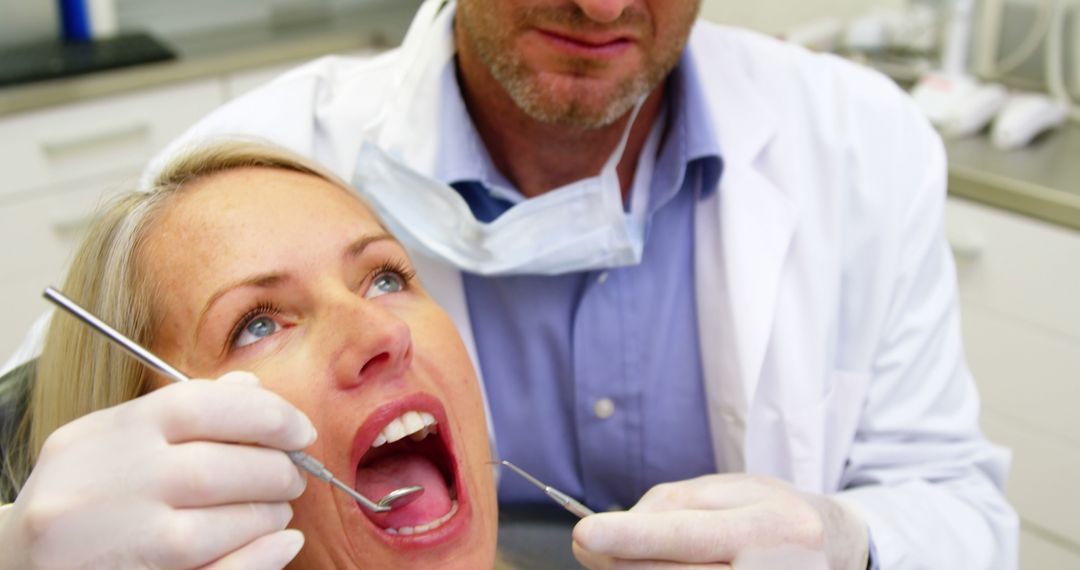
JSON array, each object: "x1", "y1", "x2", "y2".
[{"x1": 351, "y1": 99, "x2": 648, "y2": 276}]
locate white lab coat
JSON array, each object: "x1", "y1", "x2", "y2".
[{"x1": 32, "y1": 0, "x2": 1015, "y2": 567}]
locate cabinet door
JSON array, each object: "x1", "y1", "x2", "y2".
[
  {"x1": 0, "y1": 175, "x2": 136, "y2": 359},
  {"x1": 946, "y1": 196, "x2": 1080, "y2": 569},
  {"x1": 946, "y1": 197, "x2": 1080, "y2": 339},
  {"x1": 0, "y1": 79, "x2": 223, "y2": 204}
]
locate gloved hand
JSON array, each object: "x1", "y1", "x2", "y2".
[
  {"x1": 0, "y1": 371, "x2": 314, "y2": 570},
  {"x1": 571, "y1": 473, "x2": 869, "y2": 570}
]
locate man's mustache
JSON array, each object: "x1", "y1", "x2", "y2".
[{"x1": 514, "y1": 5, "x2": 650, "y2": 36}]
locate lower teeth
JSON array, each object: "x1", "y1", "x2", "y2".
[{"x1": 384, "y1": 500, "x2": 459, "y2": 536}]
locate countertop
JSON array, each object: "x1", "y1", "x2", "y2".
[
  {"x1": 0, "y1": 0, "x2": 421, "y2": 117},
  {"x1": 945, "y1": 125, "x2": 1080, "y2": 231},
  {"x1": 0, "y1": 4, "x2": 1077, "y2": 232}
]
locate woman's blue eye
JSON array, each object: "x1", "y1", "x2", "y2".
[
  {"x1": 234, "y1": 316, "x2": 281, "y2": 348},
  {"x1": 366, "y1": 272, "x2": 405, "y2": 299}
]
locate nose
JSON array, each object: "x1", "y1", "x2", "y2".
[
  {"x1": 574, "y1": 0, "x2": 635, "y2": 23},
  {"x1": 329, "y1": 297, "x2": 413, "y2": 389}
]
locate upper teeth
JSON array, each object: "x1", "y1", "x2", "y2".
[{"x1": 372, "y1": 411, "x2": 437, "y2": 447}]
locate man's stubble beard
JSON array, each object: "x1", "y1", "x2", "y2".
[{"x1": 458, "y1": 3, "x2": 694, "y2": 129}]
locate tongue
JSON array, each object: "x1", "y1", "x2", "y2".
[{"x1": 356, "y1": 452, "x2": 452, "y2": 530}]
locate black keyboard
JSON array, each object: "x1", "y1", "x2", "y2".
[{"x1": 0, "y1": 33, "x2": 176, "y2": 87}]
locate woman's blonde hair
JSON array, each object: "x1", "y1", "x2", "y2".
[{"x1": 2, "y1": 139, "x2": 347, "y2": 500}]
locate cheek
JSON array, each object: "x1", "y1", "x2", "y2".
[
  {"x1": 413, "y1": 311, "x2": 479, "y2": 389},
  {"x1": 245, "y1": 353, "x2": 327, "y2": 425}
]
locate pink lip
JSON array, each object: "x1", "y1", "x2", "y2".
[
  {"x1": 533, "y1": 28, "x2": 635, "y2": 57},
  {"x1": 348, "y1": 392, "x2": 471, "y2": 549}
]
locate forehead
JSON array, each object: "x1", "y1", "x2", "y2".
[
  {"x1": 140, "y1": 167, "x2": 379, "y2": 307},
  {"x1": 153, "y1": 166, "x2": 375, "y2": 244}
]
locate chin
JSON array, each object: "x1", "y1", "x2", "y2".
[
  {"x1": 286, "y1": 392, "x2": 498, "y2": 568},
  {"x1": 515, "y1": 72, "x2": 644, "y2": 127}
]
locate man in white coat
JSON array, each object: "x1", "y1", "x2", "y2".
[{"x1": 15, "y1": 0, "x2": 1018, "y2": 567}]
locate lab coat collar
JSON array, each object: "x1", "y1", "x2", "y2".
[
  {"x1": 363, "y1": 0, "x2": 457, "y2": 174},
  {"x1": 686, "y1": 23, "x2": 797, "y2": 472}
]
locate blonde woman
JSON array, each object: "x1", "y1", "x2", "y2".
[{"x1": 0, "y1": 141, "x2": 498, "y2": 569}]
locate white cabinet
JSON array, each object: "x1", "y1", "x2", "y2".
[
  {"x1": 0, "y1": 79, "x2": 226, "y2": 359},
  {"x1": 946, "y1": 196, "x2": 1080, "y2": 570},
  {"x1": 0, "y1": 177, "x2": 135, "y2": 360},
  {"x1": 0, "y1": 80, "x2": 224, "y2": 204}
]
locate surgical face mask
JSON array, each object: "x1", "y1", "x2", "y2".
[{"x1": 351, "y1": 101, "x2": 648, "y2": 276}]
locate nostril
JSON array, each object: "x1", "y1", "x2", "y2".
[{"x1": 360, "y1": 352, "x2": 391, "y2": 377}]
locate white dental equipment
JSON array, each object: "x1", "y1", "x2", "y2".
[
  {"x1": 497, "y1": 460, "x2": 595, "y2": 519},
  {"x1": 42, "y1": 286, "x2": 423, "y2": 514},
  {"x1": 911, "y1": 0, "x2": 986, "y2": 129}
]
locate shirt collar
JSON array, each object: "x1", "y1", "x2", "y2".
[
  {"x1": 434, "y1": 64, "x2": 524, "y2": 204},
  {"x1": 656, "y1": 47, "x2": 724, "y2": 204}
]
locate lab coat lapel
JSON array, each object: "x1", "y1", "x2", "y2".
[
  {"x1": 688, "y1": 27, "x2": 798, "y2": 473},
  {"x1": 365, "y1": 0, "x2": 456, "y2": 176}
]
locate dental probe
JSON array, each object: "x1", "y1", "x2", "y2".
[
  {"x1": 497, "y1": 460, "x2": 596, "y2": 518},
  {"x1": 43, "y1": 286, "x2": 423, "y2": 514}
]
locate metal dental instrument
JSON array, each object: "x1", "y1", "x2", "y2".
[
  {"x1": 497, "y1": 460, "x2": 596, "y2": 518},
  {"x1": 43, "y1": 286, "x2": 423, "y2": 514}
]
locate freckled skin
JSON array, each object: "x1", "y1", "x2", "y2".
[{"x1": 140, "y1": 168, "x2": 497, "y2": 569}]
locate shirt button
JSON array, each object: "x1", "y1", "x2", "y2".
[
  {"x1": 596, "y1": 271, "x2": 609, "y2": 285},
  {"x1": 593, "y1": 398, "x2": 616, "y2": 419}
]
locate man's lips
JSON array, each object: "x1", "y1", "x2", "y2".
[{"x1": 533, "y1": 28, "x2": 636, "y2": 57}]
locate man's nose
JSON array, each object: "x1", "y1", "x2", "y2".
[
  {"x1": 573, "y1": 0, "x2": 635, "y2": 23},
  {"x1": 330, "y1": 298, "x2": 413, "y2": 389}
]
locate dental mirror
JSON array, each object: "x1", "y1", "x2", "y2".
[{"x1": 43, "y1": 286, "x2": 425, "y2": 514}]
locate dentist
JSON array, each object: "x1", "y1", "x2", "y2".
[{"x1": 6, "y1": 0, "x2": 1017, "y2": 568}]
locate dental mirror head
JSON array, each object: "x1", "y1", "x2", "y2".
[
  {"x1": 377, "y1": 485, "x2": 425, "y2": 510},
  {"x1": 43, "y1": 285, "x2": 424, "y2": 514}
]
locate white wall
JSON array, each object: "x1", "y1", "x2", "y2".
[{"x1": 699, "y1": 0, "x2": 905, "y2": 35}]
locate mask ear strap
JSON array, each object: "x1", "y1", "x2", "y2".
[{"x1": 603, "y1": 95, "x2": 650, "y2": 171}]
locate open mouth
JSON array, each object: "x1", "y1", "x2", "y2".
[{"x1": 353, "y1": 398, "x2": 461, "y2": 537}]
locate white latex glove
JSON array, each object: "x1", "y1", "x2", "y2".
[
  {"x1": 571, "y1": 474, "x2": 869, "y2": 570},
  {"x1": 0, "y1": 372, "x2": 314, "y2": 570}
]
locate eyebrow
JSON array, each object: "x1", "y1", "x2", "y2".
[
  {"x1": 193, "y1": 233, "x2": 397, "y2": 340},
  {"x1": 194, "y1": 272, "x2": 290, "y2": 343},
  {"x1": 346, "y1": 233, "x2": 397, "y2": 259}
]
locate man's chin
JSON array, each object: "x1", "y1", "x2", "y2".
[{"x1": 510, "y1": 74, "x2": 645, "y2": 128}]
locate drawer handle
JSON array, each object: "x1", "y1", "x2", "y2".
[
  {"x1": 947, "y1": 229, "x2": 985, "y2": 261},
  {"x1": 51, "y1": 215, "x2": 94, "y2": 239},
  {"x1": 40, "y1": 123, "x2": 151, "y2": 160}
]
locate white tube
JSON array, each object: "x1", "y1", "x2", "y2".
[
  {"x1": 992, "y1": 0, "x2": 1055, "y2": 78},
  {"x1": 1045, "y1": 0, "x2": 1080, "y2": 121},
  {"x1": 942, "y1": 0, "x2": 977, "y2": 76},
  {"x1": 973, "y1": 0, "x2": 1004, "y2": 78},
  {"x1": 1073, "y1": 0, "x2": 1080, "y2": 98}
]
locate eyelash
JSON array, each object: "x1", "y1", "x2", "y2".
[
  {"x1": 224, "y1": 259, "x2": 417, "y2": 352},
  {"x1": 227, "y1": 302, "x2": 281, "y2": 349},
  {"x1": 374, "y1": 258, "x2": 417, "y2": 286}
]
